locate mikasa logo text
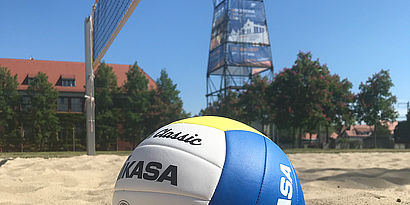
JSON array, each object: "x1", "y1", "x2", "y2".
[
  {"x1": 151, "y1": 128, "x2": 202, "y2": 145},
  {"x1": 117, "y1": 160, "x2": 178, "y2": 186},
  {"x1": 277, "y1": 164, "x2": 293, "y2": 205}
]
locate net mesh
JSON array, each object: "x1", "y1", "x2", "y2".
[{"x1": 93, "y1": 0, "x2": 133, "y2": 62}]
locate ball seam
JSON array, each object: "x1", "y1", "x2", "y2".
[{"x1": 255, "y1": 137, "x2": 268, "y2": 205}]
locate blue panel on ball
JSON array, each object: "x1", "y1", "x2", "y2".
[
  {"x1": 209, "y1": 130, "x2": 266, "y2": 205},
  {"x1": 256, "y1": 138, "x2": 305, "y2": 205}
]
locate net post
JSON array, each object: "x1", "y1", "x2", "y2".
[{"x1": 84, "y1": 16, "x2": 96, "y2": 156}]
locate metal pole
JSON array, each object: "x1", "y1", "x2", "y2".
[
  {"x1": 20, "y1": 124, "x2": 24, "y2": 152},
  {"x1": 84, "y1": 16, "x2": 96, "y2": 156},
  {"x1": 206, "y1": 75, "x2": 209, "y2": 106},
  {"x1": 72, "y1": 127, "x2": 75, "y2": 152}
]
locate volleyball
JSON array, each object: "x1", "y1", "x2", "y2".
[{"x1": 113, "y1": 116, "x2": 305, "y2": 205}]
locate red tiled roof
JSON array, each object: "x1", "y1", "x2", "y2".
[
  {"x1": 61, "y1": 74, "x2": 75, "y2": 79},
  {"x1": 342, "y1": 122, "x2": 398, "y2": 138},
  {"x1": 353, "y1": 124, "x2": 374, "y2": 133},
  {"x1": 330, "y1": 132, "x2": 338, "y2": 139},
  {"x1": 382, "y1": 121, "x2": 398, "y2": 135},
  {"x1": 0, "y1": 58, "x2": 156, "y2": 92},
  {"x1": 301, "y1": 132, "x2": 339, "y2": 140}
]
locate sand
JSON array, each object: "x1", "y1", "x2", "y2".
[
  {"x1": 290, "y1": 152, "x2": 410, "y2": 205},
  {"x1": 1, "y1": 152, "x2": 410, "y2": 205},
  {"x1": 0, "y1": 155, "x2": 125, "y2": 205}
]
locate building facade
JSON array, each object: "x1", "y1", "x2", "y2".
[{"x1": 0, "y1": 58, "x2": 156, "y2": 151}]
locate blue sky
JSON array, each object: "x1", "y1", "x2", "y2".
[{"x1": 0, "y1": 0, "x2": 409, "y2": 118}]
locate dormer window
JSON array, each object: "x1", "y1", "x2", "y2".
[
  {"x1": 57, "y1": 75, "x2": 76, "y2": 87},
  {"x1": 62, "y1": 79, "x2": 76, "y2": 87},
  {"x1": 22, "y1": 74, "x2": 36, "y2": 85}
]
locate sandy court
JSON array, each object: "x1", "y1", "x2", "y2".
[
  {"x1": 1, "y1": 152, "x2": 410, "y2": 205},
  {"x1": 0, "y1": 155, "x2": 126, "y2": 205},
  {"x1": 289, "y1": 152, "x2": 410, "y2": 205}
]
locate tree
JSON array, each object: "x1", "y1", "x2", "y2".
[
  {"x1": 355, "y1": 69, "x2": 398, "y2": 148},
  {"x1": 200, "y1": 91, "x2": 242, "y2": 121},
  {"x1": 268, "y1": 52, "x2": 322, "y2": 147},
  {"x1": 0, "y1": 66, "x2": 20, "y2": 149},
  {"x1": 24, "y1": 72, "x2": 59, "y2": 151},
  {"x1": 239, "y1": 75, "x2": 271, "y2": 126},
  {"x1": 57, "y1": 113, "x2": 84, "y2": 151},
  {"x1": 121, "y1": 62, "x2": 150, "y2": 147},
  {"x1": 320, "y1": 74, "x2": 354, "y2": 144},
  {"x1": 95, "y1": 62, "x2": 119, "y2": 150},
  {"x1": 145, "y1": 69, "x2": 189, "y2": 134},
  {"x1": 268, "y1": 51, "x2": 354, "y2": 147}
]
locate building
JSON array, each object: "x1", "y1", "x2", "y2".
[
  {"x1": 0, "y1": 58, "x2": 156, "y2": 150},
  {"x1": 0, "y1": 58, "x2": 156, "y2": 113},
  {"x1": 298, "y1": 121, "x2": 398, "y2": 148},
  {"x1": 337, "y1": 122, "x2": 398, "y2": 148},
  {"x1": 228, "y1": 19, "x2": 269, "y2": 44},
  {"x1": 340, "y1": 122, "x2": 398, "y2": 139}
]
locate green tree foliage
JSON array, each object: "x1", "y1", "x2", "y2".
[
  {"x1": 95, "y1": 63, "x2": 119, "y2": 150},
  {"x1": 268, "y1": 51, "x2": 354, "y2": 147},
  {"x1": 24, "y1": 72, "x2": 59, "y2": 151},
  {"x1": 200, "y1": 91, "x2": 242, "y2": 121},
  {"x1": 321, "y1": 74, "x2": 354, "y2": 143},
  {"x1": 121, "y1": 62, "x2": 150, "y2": 147},
  {"x1": 0, "y1": 66, "x2": 21, "y2": 148},
  {"x1": 355, "y1": 69, "x2": 398, "y2": 147},
  {"x1": 239, "y1": 75, "x2": 271, "y2": 125},
  {"x1": 374, "y1": 124, "x2": 392, "y2": 138},
  {"x1": 57, "y1": 113, "x2": 85, "y2": 151},
  {"x1": 145, "y1": 69, "x2": 189, "y2": 134},
  {"x1": 330, "y1": 77, "x2": 354, "y2": 127},
  {"x1": 200, "y1": 77, "x2": 272, "y2": 134}
]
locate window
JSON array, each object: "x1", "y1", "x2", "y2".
[
  {"x1": 27, "y1": 78, "x2": 35, "y2": 84},
  {"x1": 71, "y1": 98, "x2": 83, "y2": 112},
  {"x1": 56, "y1": 75, "x2": 76, "y2": 87},
  {"x1": 62, "y1": 79, "x2": 76, "y2": 87},
  {"x1": 57, "y1": 97, "x2": 69, "y2": 112},
  {"x1": 254, "y1": 27, "x2": 259, "y2": 33},
  {"x1": 22, "y1": 74, "x2": 36, "y2": 85}
]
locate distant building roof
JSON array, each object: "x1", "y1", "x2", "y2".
[
  {"x1": 302, "y1": 132, "x2": 338, "y2": 141},
  {"x1": 301, "y1": 121, "x2": 398, "y2": 141},
  {"x1": 0, "y1": 58, "x2": 156, "y2": 92},
  {"x1": 346, "y1": 124, "x2": 374, "y2": 138},
  {"x1": 383, "y1": 121, "x2": 398, "y2": 135},
  {"x1": 342, "y1": 121, "x2": 398, "y2": 138}
]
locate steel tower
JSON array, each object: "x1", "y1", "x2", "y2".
[{"x1": 206, "y1": 0, "x2": 273, "y2": 105}]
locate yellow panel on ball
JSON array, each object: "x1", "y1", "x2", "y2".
[{"x1": 172, "y1": 116, "x2": 265, "y2": 136}]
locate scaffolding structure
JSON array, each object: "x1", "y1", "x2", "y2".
[{"x1": 206, "y1": 0, "x2": 273, "y2": 105}]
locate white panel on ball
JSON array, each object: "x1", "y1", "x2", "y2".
[
  {"x1": 140, "y1": 123, "x2": 226, "y2": 168},
  {"x1": 114, "y1": 144, "x2": 223, "y2": 201}
]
